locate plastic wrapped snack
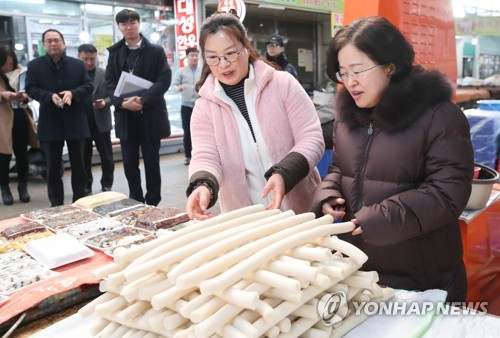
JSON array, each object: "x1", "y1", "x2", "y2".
[
  {"x1": 84, "y1": 227, "x2": 154, "y2": 251},
  {"x1": 21, "y1": 205, "x2": 80, "y2": 222},
  {"x1": 62, "y1": 218, "x2": 123, "y2": 240},
  {"x1": 73, "y1": 191, "x2": 127, "y2": 209},
  {"x1": 0, "y1": 251, "x2": 29, "y2": 264},
  {"x1": 92, "y1": 198, "x2": 144, "y2": 217},
  {"x1": 104, "y1": 235, "x2": 157, "y2": 257},
  {"x1": 135, "y1": 207, "x2": 190, "y2": 231},
  {"x1": 0, "y1": 222, "x2": 54, "y2": 253},
  {"x1": 42, "y1": 210, "x2": 102, "y2": 232},
  {"x1": 0, "y1": 254, "x2": 58, "y2": 294},
  {"x1": 114, "y1": 205, "x2": 158, "y2": 227}
]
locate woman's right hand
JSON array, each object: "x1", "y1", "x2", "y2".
[
  {"x1": 186, "y1": 186, "x2": 213, "y2": 221},
  {"x1": 322, "y1": 198, "x2": 346, "y2": 221}
]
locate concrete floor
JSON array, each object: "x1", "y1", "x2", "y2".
[{"x1": 0, "y1": 152, "x2": 220, "y2": 220}]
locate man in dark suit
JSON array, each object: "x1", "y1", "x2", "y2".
[
  {"x1": 25, "y1": 29, "x2": 93, "y2": 206},
  {"x1": 78, "y1": 44, "x2": 114, "y2": 194},
  {"x1": 106, "y1": 9, "x2": 171, "y2": 206}
]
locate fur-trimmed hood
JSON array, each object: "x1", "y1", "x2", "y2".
[{"x1": 336, "y1": 66, "x2": 454, "y2": 131}]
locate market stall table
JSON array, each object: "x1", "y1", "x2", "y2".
[
  {"x1": 0, "y1": 217, "x2": 113, "y2": 334},
  {"x1": 459, "y1": 187, "x2": 500, "y2": 314}
]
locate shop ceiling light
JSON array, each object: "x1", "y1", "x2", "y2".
[
  {"x1": 257, "y1": 4, "x2": 286, "y2": 10},
  {"x1": 18, "y1": 0, "x2": 45, "y2": 4}
]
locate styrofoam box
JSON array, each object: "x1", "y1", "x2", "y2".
[{"x1": 23, "y1": 233, "x2": 95, "y2": 269}]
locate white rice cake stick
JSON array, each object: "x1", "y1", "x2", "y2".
[
  {"x1": 79, "y1": 292, "x2": 117, "y2": 318},
  {"x1": 175, "y1": 213, "x2": 316, "y2": 290},
  {"x1": 168, "y1": 210, "x2": 291, "y2": 282},
  {"x1": 127, "y1": 205, "x2": 267, "y2": 268},
  {"x1": 138, "y1": 279, "x2": 173, "y2": 302},
  {"x1": 95, "y1": 295, "x2": 128, "y2": 317},
  {"x1": 289, "y1": 246, "x2": 333, "y2": 263},
  {"x1": 151, "y1": 285, "x2": 197, "y2": 310},
  {"x1": 121, "y1": 272, "x2": 165, "y2": 302},
  {"x1": 125, "y1": 210, "x2": 280, "y2": 283},
  {"x1": 265, "y1": 259, "x2": 319, "y2": 282},
  {"x1": 200, "y1": 218, "x2": 354, "y2": 295},
  {"x1": 252, "y1": 269, "x2": 301, "y2": 294}
]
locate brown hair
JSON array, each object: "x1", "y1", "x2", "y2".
[
  {"x1": 0, "y1": 45, "x2": 18, "y2": 72},
  {"x1": 195, "y1": 12, "x2": 263, "y2": 92}
]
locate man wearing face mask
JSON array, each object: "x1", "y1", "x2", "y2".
[
  {"x1": 25, "y1": 29, "x2": 93, "y2": 206},
  {"x1": 106, "y1": 9, "x2": 171, "y2": 206},
  {"x1": 265, "y1": 34, "x2": 299, "y2": 80}
]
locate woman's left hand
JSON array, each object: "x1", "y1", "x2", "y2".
[
  {"x1": 351, "y1": 218, "x2": 363, "y2": 235},
  {"x1": 15, "y1": 92, "x2": 28, "y2": 102},
  {"x1": 262, "y1": 173, "x2": 285, "y2": 210}
]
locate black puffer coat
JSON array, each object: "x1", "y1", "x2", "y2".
[{"x1": 312, "y1": 67, "x2": 474, "y2": 302}]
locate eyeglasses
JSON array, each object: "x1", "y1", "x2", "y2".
[
  {"x1": 44, "y1": 38, "x2": 62, "y2": 44},
  {"x1": 205, "y1": 47, "x2": 244, "y2": 66},
  {"x1": 267, "y1": 43, "x2": 280, "y2": 48},
  {"x1": 336, "y1": 64, "x2": 382, "y2": 83}
]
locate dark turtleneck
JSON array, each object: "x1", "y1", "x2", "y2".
[{"x1": 220, "y1": 74, "x2": 256, "y2": 142}]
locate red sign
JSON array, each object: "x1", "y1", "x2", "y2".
[
  {"x1": 217, "y1": 0, "x2": 246, "y2": 22},
  {"x1": 174, "y1": 0, "x2": 198, "y2": 68}
]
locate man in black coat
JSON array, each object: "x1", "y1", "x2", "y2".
[
  {"x1": 78, "y1": 44, "x2": 114, "y2": 194},
  {"x1": 106, "y1": 9, "x2": 171, "y2": 206},
  {"x1": 26, "y1": 29, "x2": 93, "y2": 206}
]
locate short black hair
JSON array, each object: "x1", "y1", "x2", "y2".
[
  {"x1": 327, "y1": 16, "x2": 415, "y2": 83},
  {"x1": 185, "y1": 47, "x2": 198, "y2": 56},
  {"x1": 115, "y1": 9, "x2": 140, "y2": 24},
  {"x1": 78, "y1": 44, "x2": 97, "y2": 54},
  {"x1": 42, "y1": 29, "x2": 65, "y2": 44}
]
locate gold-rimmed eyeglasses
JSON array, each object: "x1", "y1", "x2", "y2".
[
  {"x1": 204, "y1": 47, "x2": 244, "y2": 66},
  {"x1": 336, "y1": 64, "x2": 382, "y2": 83}
]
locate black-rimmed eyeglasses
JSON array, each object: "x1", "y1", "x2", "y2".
[
  {"x1": 336, "y1": 64, "x2": 382, "y2": 83},
  {"x1": 205, "y1": 47, "x2": 244, "y2": 66}
]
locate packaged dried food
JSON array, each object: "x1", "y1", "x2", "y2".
[
  {"x1": 136, "y1": 207, "x2": 190, "y2": 231},
  {"x1": 92, "y1": 198, "x2": 144, "y2": 217},
  {"x1": 0, "y1": 255, "x2": 58, "y2": 294},
  {"x1": 42, "y1": 210, "x2": 102, "y2": 231},
  {"x1": 84, "y1": 227, "x2": 154, "y2": 251},
  {"x1": 73, "y1": 191, "x2": 127, "y2": 209},
  {"x1": 21, "y1": 205, "x2": 80, "y2": 222},
  {"x1": 104, "y1": 235, "x2": 157, "y2": 257},
  {"x1": 0, "y1": 251, "x2": 29, "y2": 264},
  {"x1": 114, "y1": 205, "x2": 158, "y2": 227},
  {"x1": 0, "y1": 222, "x2": 54, "y2": 253},
  {"x1": 61, "y1": 218, "x2": 123, "y2": 240}
]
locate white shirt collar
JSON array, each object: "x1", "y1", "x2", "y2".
[{"x1": 126, "y1": 39, "x2": 142, "y2": 50}]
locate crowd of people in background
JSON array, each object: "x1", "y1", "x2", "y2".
[{"x1": 0, "y1": 9, "x2": 304, "y2": 208}]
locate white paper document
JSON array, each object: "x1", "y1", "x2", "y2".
[{"x1": 113, "y1": 71, "x2": 153, "y2": 98}]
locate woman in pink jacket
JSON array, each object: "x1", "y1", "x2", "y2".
[{"x1": 186, "y1": 12, "x2": 324, "y2": 220}]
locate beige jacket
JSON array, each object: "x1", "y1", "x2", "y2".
[{"x1": 0, "y1": 75, "x2": 14, "y2": 154}]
